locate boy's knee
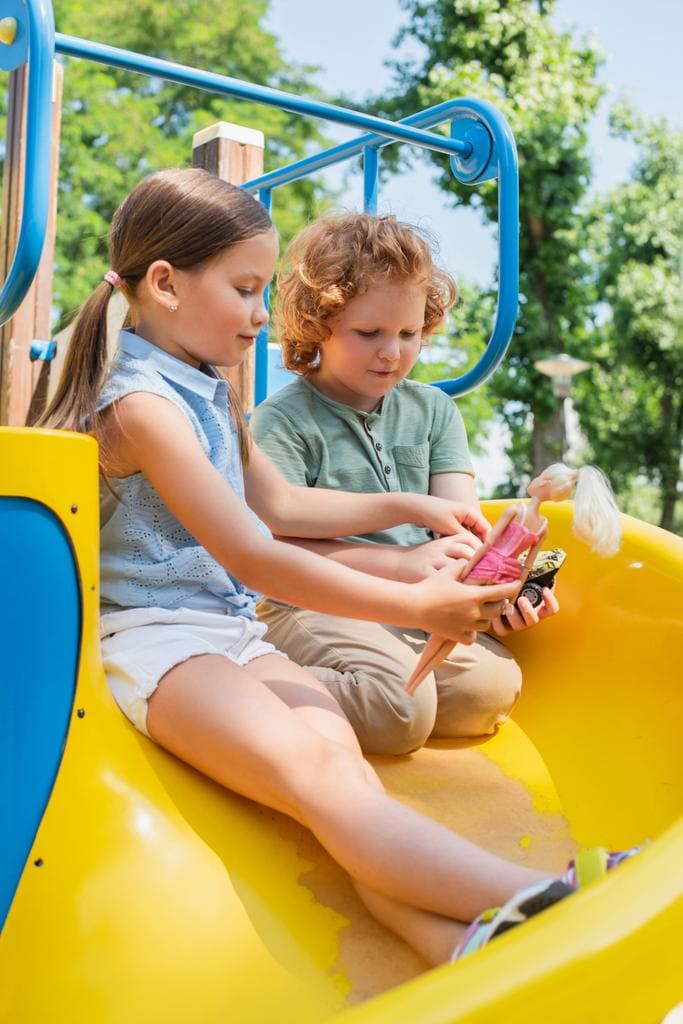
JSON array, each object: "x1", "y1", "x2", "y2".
[
  {"x1": 433, "y1": 649, "x2": 522, "y2": 740},
  {"x1": 353, "y1": 677, "x2": 437, "y2": 756}
]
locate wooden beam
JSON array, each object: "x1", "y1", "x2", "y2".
[
  {"x1": 192, "y1": 121, "x2": 265, "y2": 414},
  {"x1": 0, "y1": 61, "x2": 63, "y2": 425}
]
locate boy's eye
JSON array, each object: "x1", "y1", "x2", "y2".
[
  {"x1": 237, "y1": 287, "x2": 254, "y2": 297},
  {"x1": 400, "y1": 330, "x2": 419, "y2": 338},
  {"x1": 355, "y1": 329, "x2": 379, "y2": 338}
]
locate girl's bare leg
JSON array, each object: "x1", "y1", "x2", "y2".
[
  {"x1": 147, "y1": 654, "x2": 552, "y2": 923},
  {"x1": 353, "y1": 883, "x2": 466, "y2": 965}
]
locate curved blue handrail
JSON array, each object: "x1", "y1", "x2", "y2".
[
  {"x1": 243, "y1": 98, "x2": 518, "y2": 399},
  {"x1": 0, "y1": 0, "x2": 55, "y2": 325},
  {"x1": 0, "y1": 2, "x2": 518, "y2": 401}
]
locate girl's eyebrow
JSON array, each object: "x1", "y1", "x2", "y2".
[{"x1": 235, "y1": 271, "x2": 271, "y2": 285}]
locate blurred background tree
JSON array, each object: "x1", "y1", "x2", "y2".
[
  {"x1": 1, "y1": 0, "x2": 333, "y2": 329},
  {"x1": 371, "y1": 0, "x2": 603, "y2": 490},
  {"x1": 574, "y1": 106, "x2": 682, "y2": 531}
]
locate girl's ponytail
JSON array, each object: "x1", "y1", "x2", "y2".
[{"x1": 37, "y1": 280, "x2": 115, "y2": 432}]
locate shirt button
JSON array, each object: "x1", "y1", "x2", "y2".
[
  {"x1": 384, "y1": 465, "x2": 392, "y2": 476},
  {"x1": 364, "y1": 420, "x2": 373, "y2": 433},
  {"x1": 375, "y1": 442, "x2": 383, "y2": 452}
]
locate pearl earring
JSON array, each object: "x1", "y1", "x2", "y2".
[{"x1": 169, "y1": 302, "x2": 179, "y2": 312}]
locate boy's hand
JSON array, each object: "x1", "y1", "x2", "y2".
[
  {"x1": 410, "y1": 495, "x2": 490, "y2": 542},
  {"x1": 399, "y1": 533, "x2": 480, "y2": 583},
  {"x1": 490, "y1": 587, "x2": 560, "y2": 637}
]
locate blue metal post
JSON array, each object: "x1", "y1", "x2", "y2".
[
  {"x1": 254, "y1": 188, "x2": 273, "y2": 407},
  {"x1": 362, "y1": 146, "x2": 379, "y2": 215}
]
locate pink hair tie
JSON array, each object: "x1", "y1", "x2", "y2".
[{"x1": 103, "y1": 270, "x2": 122, "y2": 288}]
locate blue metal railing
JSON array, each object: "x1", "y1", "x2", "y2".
[{"x1": 0, "y1": 0, "x2": 519, "y2": 399}]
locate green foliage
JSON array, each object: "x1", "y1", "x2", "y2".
[
  {"x1": 573, "y1": 107, "x2": 683, "y2": 530},
  {"x1": 373, "y1": 0, "x2": 604, "y2": 478},
  {"x1": 410, "y1": 280, "x2": 496, "y2": 455},
  {"x1": 4, "y1": 0, "x2": 333, "y2": 328}
]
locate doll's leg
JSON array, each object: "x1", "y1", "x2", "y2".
[
  {"x1": 257, "y1": 599, "x2": 438, "y2": 755},
  {"x1": 147, "y1": 654, "x2": 551, "y2": 921}
]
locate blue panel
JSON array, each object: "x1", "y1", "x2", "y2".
[{"x1": 0, "y1": 498, "x2": 80, "y2": 931}]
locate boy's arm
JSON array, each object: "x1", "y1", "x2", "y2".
[{"x1": 277, "y1": 532, "x2": 480, "y2": 583}]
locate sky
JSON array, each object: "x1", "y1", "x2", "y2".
[
  {"x1": 266, "y1": 0, "x2": 682, "y2": 286},
  {"x1": 263, "y1": 1, "x2": 681, "y2": 490}
]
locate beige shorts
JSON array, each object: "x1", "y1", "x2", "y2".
[{"x1": 100, "y1": 606, "x2": 284, "y2": 737}]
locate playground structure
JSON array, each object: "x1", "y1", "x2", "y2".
[{"x1": 1, "y1": 2, "x2": 682, "y2": 1021}]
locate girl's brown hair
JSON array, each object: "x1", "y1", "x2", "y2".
[
  {"x1": 38, "y1": 167, "x2": 273, "y2": 464},
  {"x1": 276, "y1": 213, "x2": 458, "y2": 375}
]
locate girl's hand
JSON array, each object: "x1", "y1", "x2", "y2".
[
  {"x1": 413, "y1": 563, "x2": 520, "y2": 643},
  {"x1": 490, "y1": 587, "x2": 560, "y2": 637},
  {"x1": 410, "y1": 494, "x2": 490, "y2": 542},
  {"x1": 399, "y1": 533, "x2": 480, "y2": 583}
]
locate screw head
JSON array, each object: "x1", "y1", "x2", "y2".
[{"x1": 70, "y1": 504, "x2": 78, "y2": 514}]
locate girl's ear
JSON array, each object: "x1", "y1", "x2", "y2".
[{"x1": 145, "y1": 260, "x2": 178, "y2": 313}]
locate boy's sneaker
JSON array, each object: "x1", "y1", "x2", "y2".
[{"x1": 452, "y1": 843, "x2": 644, "y2": 961}]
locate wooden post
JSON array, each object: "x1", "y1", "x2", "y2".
[
  {"x1": 0, "y1": 61, "x2": 63, "y2": 425},
  {"x1": 192, "y1": 121, "x2": 265, "y2": 414}
]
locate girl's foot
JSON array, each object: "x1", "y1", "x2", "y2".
[
  {"x1": 452, "y1": 843, "x2": 644, "y2": 961},
  {"x1": 451, "y1": 878, "x2": 573, "y2": 960},
  {"x1": 562, "y1": 844, "x2": 643, "y2": 887}
]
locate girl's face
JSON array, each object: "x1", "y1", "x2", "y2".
[
  {"x1": 140, "y1": 229, "x2": 279, "y2": 369},
  {"x1": 312, "y1": 279, "x2": 426, "y2": 412}
]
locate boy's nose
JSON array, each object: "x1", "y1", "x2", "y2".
[{"x1": 378, "y1": 338, "x2": 401, "y2": 360}]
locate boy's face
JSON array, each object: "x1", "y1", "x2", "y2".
[{"x1": 313, "y1": 280, "x2": 426, "y2": 412}]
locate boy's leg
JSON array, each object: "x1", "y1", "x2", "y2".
[
  {"x1": 432, "y1": 633, "x2": 522, "y2": 739},
  {"x1": 257, "y1": 599, "x2": 437, "y2": 756}
]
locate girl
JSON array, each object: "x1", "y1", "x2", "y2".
[
  {"x1": 252, "y1": 213, "x2": 559, "y2": 756},
  {"x1": 39, "y1": 168, "x2": 604, "y2": 965}
]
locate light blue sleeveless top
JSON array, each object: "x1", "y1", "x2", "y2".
[{"x1": 98, "y1": 330, "x2": 270, "y2": 617}]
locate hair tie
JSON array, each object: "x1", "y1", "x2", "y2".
[{"x1": 103, "y1": 270, "x2": 122, "y2": 288}]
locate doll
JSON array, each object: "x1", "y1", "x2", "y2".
[{"x1": 404, "y1": 463, "x2": 622, "y2": 695}]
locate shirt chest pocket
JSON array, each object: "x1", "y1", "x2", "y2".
[{"x1": 392, "y1": 443, "x2": 430, "y2": 493}]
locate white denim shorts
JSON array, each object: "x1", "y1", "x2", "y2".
[{"x1": 100, "y1": 606, "x2": 285, "y2": 737}]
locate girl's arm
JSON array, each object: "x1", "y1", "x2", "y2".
[
  {"x1": 246, "y1": 441, "x2": 490, "y2": 541},
  {"x1": 429, "y1": 471, "x2": 483, "y2": 513},
  {"x1": 104, "y1": 394, "x2": 517, "y2": 641}
]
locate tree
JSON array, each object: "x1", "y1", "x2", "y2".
[
  {"x1": 573, "y1": 107, "x2": 683, "y2": 531},
  {"x1": 2, "y1": 0, "x2": 332, "y2": 328},
  {"x1": 410, "y1": 280, "x2": 497, "y2": 459},
  {"x1": 372, "y1": 0, "x2": 603, "y2": 487}
]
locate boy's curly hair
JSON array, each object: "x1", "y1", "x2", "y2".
[{"x1": 276, "y1": 213, "x2": 458, "y2": 375}]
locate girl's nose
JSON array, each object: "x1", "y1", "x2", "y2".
[{"x1": 253, "y1": 298, "x2": 269, "y2": 327}]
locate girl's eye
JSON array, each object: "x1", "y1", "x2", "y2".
[
  {"x1": 237, "y1": 287, "x2": 253, "y2": 297},
  {"x1": 400, "y1": 330, "x2": 419, "y2": 339},
  {"x1": 356, "y1": 329, "x2": 379, "y2": 338}
]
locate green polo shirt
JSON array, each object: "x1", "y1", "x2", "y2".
[{"x1": 251, "y1": 375, "x2": 474, "y2": 547}]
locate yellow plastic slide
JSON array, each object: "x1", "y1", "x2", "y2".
[{"x1": 1, "y1": 427, "x2": 681, "y2": 1023}]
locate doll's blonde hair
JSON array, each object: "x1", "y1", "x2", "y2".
[
  {"x1": 541, "y1": 463, "x2": 621, "y2": 557},
  {"x1": 275, "y1": 213, "x2": 458, "y2": 375}
]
